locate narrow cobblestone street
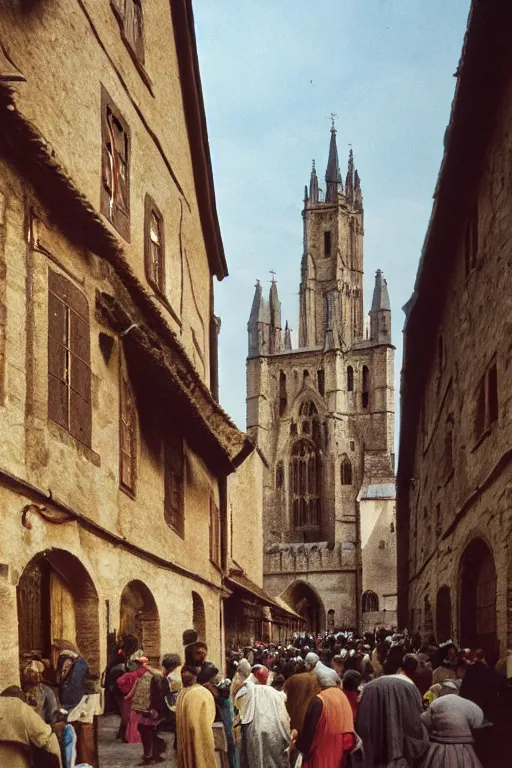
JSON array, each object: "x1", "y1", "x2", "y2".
[{"x1": 99, "y1": 715, "x2": 177, "y2": 768}]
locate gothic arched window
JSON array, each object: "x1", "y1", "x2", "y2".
[
  {"x1": 362, "y1": 366, "x2": 369, "y2": 409},
  {"x1": 279, "y1": 371, "x2": 287, "y2": 417},
  {"x1": 347, "y1": 366, "x2": 354, "y2": 392},
  {"x1": 341, "y1": 456, "x2": 352, "y2": 486},
  {"x1": 290, "y1": 439, "x2": 320, "y2": 529},
  {"x1": 276, "y1": 461, "x2": 284, "y2": 490},
  {"x1": 362, "y1": 591, "x2": 379, "y2": 613}
]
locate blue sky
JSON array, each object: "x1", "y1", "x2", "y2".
[{"x1": 193, "y1": 0, "x2": 470, "y2": 431}]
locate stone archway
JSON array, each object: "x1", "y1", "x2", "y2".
[
  {"x1": 280, "y1": 580, "x2": 325, "y2": 635},
  {"x1": 459, "y1": 537, "x2": 497, "y2": 663},
  {"x1": 17, "y1": 549, "x2": 100, "y2": 675},
  {"x1": 119, "y1": 580, "x2": 161, "y2": 666}
]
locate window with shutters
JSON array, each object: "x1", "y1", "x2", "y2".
[
  {"x1": 144, "y1": 195, "x2": 165, "y2": 297},
  {"x1": 101, "y1": 89, "x2": 130, "y2": 241},
  {"x1": 164, "y1": 434, "x2": 184, "y2": 537},
  {"x1": 48, "y1": 270, "x2": 92, "y2": 447},
  {"x1": 209, "y1": 497, "x2": 221, "y2": 569},
  {"x1": 111, "y1": 0, "x2": 145, "y2": 65},
  {"x1": 119, "y1": 357, "x2": 137, "y2": 496}
]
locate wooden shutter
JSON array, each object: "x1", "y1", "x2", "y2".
[
  {"x1": 100, "y1": 88, "x2": 130, "y2": 242},
  {"x1": 144, "y1": 195, "x2": 165, "y2": 296},
  {"x1": 48, "y1": 270, "x2": 91, "y2": 447},
  {"x1": 120, "y1": 360, "x2": 137, "y2": 495},
  {"x1": 164, "y1": 434, "x2": 184, "y2": 536}
]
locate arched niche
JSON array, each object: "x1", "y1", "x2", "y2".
[
  {"x1": 120, "y1": 580, "x2": 161, "y2": 666},
  {"x1": 280, "y1": 580, "x2": 325, "y2": 635},
  {"x1": 459, "y1": 537, "x2": 497, "y2": 663},
  {"x1": 17, "y1": 549, "x2": 100, "y2": 675}
]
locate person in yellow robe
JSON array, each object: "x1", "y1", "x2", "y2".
[
  {"x1": 0, "y1": 687, "x2": 62, "y2": 768},
  {"x1": 176, "y1": 665, "x2": 216, "y2": 768}
]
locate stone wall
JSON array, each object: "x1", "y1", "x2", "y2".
[
  {"x1": 227, "y1": 449, "x2": 264, "y2": 588},
  {"x1": 403, "y1": 75, "x2": 512, "y2": 658}
]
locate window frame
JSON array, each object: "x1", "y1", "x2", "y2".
[
  {"x1": 290, "y1": 438, "x2": 321, "y2": 530},
  {"x1": 101, "y1": 87, "x2": 131, "y2": 242},
  {"x1": 144, "y1": 194, "x2": 166, "y2": 298},
  {"x1": 119, "y1": 353, "x2": 137, "y2": 497},
  {"x1": 474, "y1": 359, "x2": 498, "y2": 444},
  {"x1": 340, "y1": 456, "x2": 353, "y2": 486},
  {"x1": 47, "y1": 269, "x2": 92, "y2": 448},
  {"x1": 324, "y1": 230, "x2": 332, "y2": 258},
  {"x1": 110, "y1": 0, "x2": 153, "y2": 92}
]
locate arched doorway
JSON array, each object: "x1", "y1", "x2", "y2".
[
  {"x1": 192, "y1": 591, "x2": 206, "y2": 641},
  {"x1": 120, "y1": 580, "x2": 161, "y2": 666},
  {"x1": 17, "y1": 549, "x2": 100, "y2": 674},
  {"x1": 280, "y1": 580, "x2": 325, "y2": 634},
  {"x1": 459, "y1": 538, "x2": 497, "y2": 663},
  {"x1": 436, "y1": 586, "x2": 452, "y2": 643}
]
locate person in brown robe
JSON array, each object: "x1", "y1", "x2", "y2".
[{"x1": 283, "y1": 669, "x2": 321, "y2": 735}]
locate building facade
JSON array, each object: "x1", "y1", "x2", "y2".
[
  {"x1": 397, "y1": 0, "x2": 512, "y2": 663},
  {"x1": 247, "y1": 126, "x2": 397, "y2": 633},
  {"x1": 0, "y1": 0, "x2": 295, "y2": 689}
]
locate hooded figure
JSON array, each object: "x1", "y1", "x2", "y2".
[
  {"x1": 235, "y1": 675, "x2": 290, "y2": 768},
  {"x1": 355, "y1": 675, "x2": 430, "y2": 767}
]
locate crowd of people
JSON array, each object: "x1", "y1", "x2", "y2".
[
  {"x1": 101, "y1": 626, "x2": 511, "y2": 767},
  {"x1": 0, "y1": 638, "x2": 98, "y2": 767},
  {"x1": 2, "y1": 627, "x2": 511, "y2": 767}
]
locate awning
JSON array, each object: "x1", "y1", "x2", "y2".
[{"x1": 225, "y1": 571, "x2": 304, "y2": 623}]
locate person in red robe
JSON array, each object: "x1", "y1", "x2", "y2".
[{"x1": 296, "y1": 662, "x2": 354, "y2": 768}]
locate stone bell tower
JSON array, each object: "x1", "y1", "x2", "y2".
[{"x1": 245, "y1": 122, "x2": 397, "y2": 634}]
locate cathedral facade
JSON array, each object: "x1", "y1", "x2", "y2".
[{"x1": 246, "y1": 126, "x2": 397, "y2": 633}]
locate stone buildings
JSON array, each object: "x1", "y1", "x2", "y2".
[
  {"x1": 397, "y1": 0, "x2": 512, "y2": 663},
  {"x1": 247, "y1": 125, "x2": 397, "y2": 633},
  {"x1": 0, "y1": 0, "x2": 295, "y2": 688}
]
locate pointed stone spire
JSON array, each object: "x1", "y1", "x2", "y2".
[
  {"x1": 248, "y1": 279, "x2": 266, "y2": 325},
  {"x1": 309, "y1": 160, "x2": 319, "y2": 204},
  {"x1": 284, "y1": 321, "x2": 292, "y2": 351},
  {"x1": 354, "y1": 169, "x2": 363, "y2": 209},
  {"x1": 369, "y1": 270, "x2": 392, "y2": 344},
  {"x1": 325, "y1": 126, "x2": 342, "y2": 203},
  {"x1": 247, "y1": 280, "x2": 270, "y2": 357},
  {"x1": 345, "y1": 149, "x2": 354, "y2": 204},
  {"x1": 269, "y1": 274, "x2": 282, "y2": 354}
]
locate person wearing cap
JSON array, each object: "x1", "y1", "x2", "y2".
[
  {"x1": 304, "y1": 652, "x2": 319, "y2": 672},
  {"x1": 294, "y1": 663, "x2": 354, "y2": 768}
]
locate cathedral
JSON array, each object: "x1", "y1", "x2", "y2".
[{"x1": 246, "y1": 124, "x2": 397, "y2": 634}]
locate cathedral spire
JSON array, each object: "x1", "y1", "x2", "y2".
[
  {"x1": 345, "y1": 149, "x2": 354, "y2": 204},
  {"x1": 325, "y1": 125, "x2": 342, "y2": 203},
  {"x1": 354, "y1": 169, "x2": 362, "y2": 209},
  {"x1": 269, "y1": 274, "x2": 282, "y2": 354},
  {"x1": 247, "y1": 279, "x2": 270, "y2": 358},
  {"x1": 309, "y1": 160, "x2": 319, "y2": 204},
  {"x1": 369, "y1": 270, "x2": 392, "y2": 345},
  {"x1": 284, "y1": 321, "x2": 292, "y2": 351}
]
